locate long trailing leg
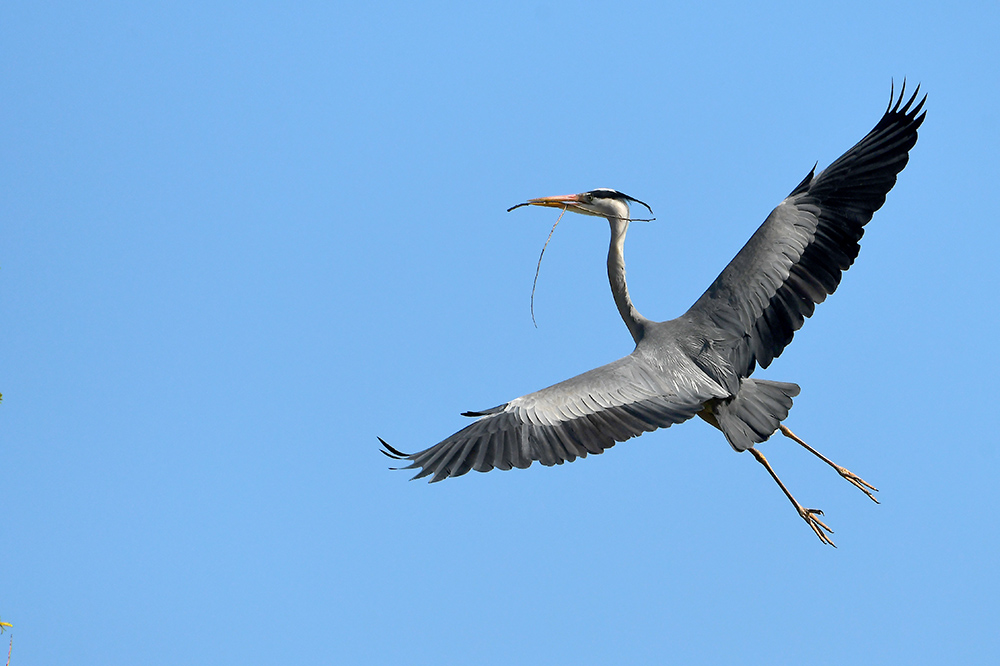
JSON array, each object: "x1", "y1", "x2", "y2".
[
  {"x1": 749, "y1": 447, "x2": 836, "y2": 547},
  {"x1": 778, "y1": 425, "x2": 879, "y2": 503}
]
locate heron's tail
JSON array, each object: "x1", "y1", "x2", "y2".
[{"x1": 713, "y1": 379, "x2": 800, "y2": 452}]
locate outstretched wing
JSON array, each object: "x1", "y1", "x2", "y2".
[
  {"x1": 381, "y1": 349, "x2": 727, "y2": 483},
  {"x1": 684, "y1": 83, "x2": 926, "y2": 376}
]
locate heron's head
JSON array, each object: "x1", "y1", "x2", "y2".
[{"x1": 508, "y1": 188, "x2": 654, "y2": 221}]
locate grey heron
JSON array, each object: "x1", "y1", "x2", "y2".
[{"x1": 381, "y1": 84, "x2": 926, "y2": 546}]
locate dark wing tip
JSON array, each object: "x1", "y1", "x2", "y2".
[
  {"x1": 887, "y1": 79, "x2": 927, "y2": 125},
  {"x1": 378, "y1": 437, "x2": 411, "y2": 460},
  {"x1": 788, "y1": 162, "x2": 818, "y2": 197},
  {"x1": 461, "y1": 402, "x2": 509, "y2": 418}
]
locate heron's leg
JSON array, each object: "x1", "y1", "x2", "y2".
[
  {"x1": 778, "y1": 425, "x2": 879, "y2": 503},
  {"x1": 748, "y1": 447, "x2": 836, "y2": 547}
]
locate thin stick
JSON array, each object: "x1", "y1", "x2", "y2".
[{"x1": 531, "y1": 206, "x2": 567, "y2": 327}]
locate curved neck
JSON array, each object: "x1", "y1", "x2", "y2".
[{"x1": 607, "y1": 216, "x2": 649, "y2": 344}]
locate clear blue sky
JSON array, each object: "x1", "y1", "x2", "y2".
[{"x1": 3, "y1": 1, "x2": 998, "y2": 664}]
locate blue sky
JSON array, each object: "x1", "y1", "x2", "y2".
[{"x1": 3, "y1": 1, "x2": 999, "y2": 663}]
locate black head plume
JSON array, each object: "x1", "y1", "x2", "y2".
[{"x1": 588, "y1": 188, "x2": 654, "y2": 216}]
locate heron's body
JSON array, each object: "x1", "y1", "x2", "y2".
[{"x1": 382, "y1": 85, "x2": 926, "y2": 545}]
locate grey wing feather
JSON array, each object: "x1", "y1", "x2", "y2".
[
  {"x1": 684, "y1": 83, "x2": 926, "y2": 376},
  {"x1": 381, "y1": 350, "x2": 726, "y2": 483}
]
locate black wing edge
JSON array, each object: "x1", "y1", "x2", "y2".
[
  {"x1": 790, "y1": 79, "x2": 926, "y2": 198},
  {"x1": 886, "y1": 78, "x2": 927, "y2": 120},
  {"x1": 460, "y1": 402, "x2": 508, "y2": 417},
  {"x1": 379, "y1": 437, "x2": 411, "y2": 467},
  {"x1": 378, "y1": 401, "x2": 510, "y2": 467},
  {"x1": 746, "y1": 80, "x2": 926, "y2": 370}
]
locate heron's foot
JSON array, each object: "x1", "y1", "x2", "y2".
[
  {"x1": 778, "y1": 425, "x2": 879, "y2": 504},
  {"x1": 749, "y1": 447, "x2": 837, "y2": 548},
  {"x1": 798, "y1": 506, "x2": 836, "y2": 548},
  {"x1": 833, "y1": 465, "x2": 879, "y2": 504}
]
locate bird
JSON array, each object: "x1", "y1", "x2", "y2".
[{"x1": 380, "y1": 83, "x2": 926, "y2": 546}]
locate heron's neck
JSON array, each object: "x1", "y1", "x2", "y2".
[{"x1": 608, "y1": 217, "x2": 649, "y2": 344}]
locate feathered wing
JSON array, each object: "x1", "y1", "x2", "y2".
[
  {"x1": 683, "y1": 83, "x2": 926, "y2": 376},
  {"x1": 381, "y1": 349, "x2": 727, "y2": 483}
]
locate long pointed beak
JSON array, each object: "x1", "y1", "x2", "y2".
[{"x1": 507, "y1": 194, "x2": 583, "y2": 213}]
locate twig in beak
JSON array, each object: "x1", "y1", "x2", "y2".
[{"x1": 531, "y1": 206, "x2": 566, "y2": 327}]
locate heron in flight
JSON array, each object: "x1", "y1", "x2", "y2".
[{"x1": 381, "y1": 84, "x2": 925, "y2": 546}]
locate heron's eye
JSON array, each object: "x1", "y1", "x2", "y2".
[{"x1": 583, "y1": 193, "x2": 594, "y2": 203}]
